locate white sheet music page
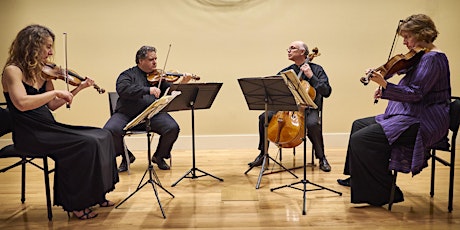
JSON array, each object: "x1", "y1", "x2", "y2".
[
  {"x1": 123, "y1": 91, "x2": 182, "y2": 131},
  {"x1": 280, "y1": 69, "x2": 317, "y2": 109}
]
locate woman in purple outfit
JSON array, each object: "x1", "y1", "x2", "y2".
[{"x1": 337, "y1": 14, "x2": 451, "y2": 206}]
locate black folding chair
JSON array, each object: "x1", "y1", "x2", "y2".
[
  {"x1": 389, "y1": 96, "x2": 459, "y2": 212},
  {"x1": 0, "y1": 102, "x2": 54, "y2": 221}
]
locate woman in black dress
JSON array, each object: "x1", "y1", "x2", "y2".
[{"x1": 2, "y1": 24, "x2": 119, "y2": 220}]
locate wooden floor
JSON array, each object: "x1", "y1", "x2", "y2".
[{"x1": 0, "y1": 148, "x2": 459, "y2": 229}]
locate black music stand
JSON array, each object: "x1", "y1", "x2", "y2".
[
  {"x1": 238, "y1": 76, "x2": 300, "y2": 189},
  {"x1": 165, "y1": 83, "x2": 225, "y2": 187},
  {"x1": 115, "y1": 93, "x2": 179, "y2": 219},
  {"x1": 269, "y1": 71, "x2": 342, "y2": 215}
]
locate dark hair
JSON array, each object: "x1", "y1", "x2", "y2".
[
  {"x1": 135, "y1": 46, "x2": 156, "y2": 64},
  {"x1": 399, "y1": 14, "x2": 439, "y2": 43},
  {"x1": 5, "y1": 24, "x2": 55, "y2": 83}
]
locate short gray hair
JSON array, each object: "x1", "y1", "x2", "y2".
[{"x1": 301, "y1": 42, "x2": 309, "y2": 58}]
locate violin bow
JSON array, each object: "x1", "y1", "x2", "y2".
[
  {"x1": 63, "y1": 32, "x2": 71, "y2": 109},
  {"x1": 157, "y1": 44, "x2": 172, "y2": 90},
  {"x1": 374, "y1": 20, "x2": 403, "y2": 104}
]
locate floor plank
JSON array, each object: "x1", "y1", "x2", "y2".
[{"x1": 0, "y1": 148, "x2": 459, "y2": 229}]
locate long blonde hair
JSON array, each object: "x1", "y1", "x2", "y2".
[{"x1": 4, "y1": 24, "x2": 55, "y2": 84}]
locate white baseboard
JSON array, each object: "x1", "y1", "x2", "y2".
[{"x1": 0, "y1": 133, "x2": 350, "y2": 151}]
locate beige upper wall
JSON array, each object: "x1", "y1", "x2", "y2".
[{"x1": 1, "y1": 0, "x2": 459, "y2": 137}]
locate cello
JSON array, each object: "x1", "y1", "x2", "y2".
[{"x1": 267, "y1": 48, "x2": 320, "y2": 148}]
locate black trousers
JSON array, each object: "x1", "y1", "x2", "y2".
[
  {"x1": 103, "y1": 112, "x2": 180, "y2": 159},
  {"x1": 258, "y1": 109, "x2": 325, "y2": 159},
  {"x1": 344, "y1": 116, "x2": 418, "y2": 206}
]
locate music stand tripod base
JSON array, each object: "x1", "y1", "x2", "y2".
[
  {"x1": 244, "y1": 153, "x2": 299, "y2": 188},
  {"x1": 261, "y1": 156, "x2": 304, "y2": 176},
  {"x1": 170, "y1": 98, "x2": 224, "y2": 187},
  {"x1": 164, "y1": 83, "x2": 224, "y2": 187},
  {"x1": 172, "y1": 167, "x2": 224, "y2": 187},
  {"x1": 270, "y1": 107, "x2": 342, "y2": 215},
  {"x1": 115, "y1": 132, "x2": 175, "y2": 219},
  {"x1": 244, "y1": 145, "x2": 303, "y2": 178},
  {"x1": 115, "y1": 95, "x2": 179, "y2": 218},
  {"x1": 238, "y1": 76, "x2": 301, "y2": 189}
]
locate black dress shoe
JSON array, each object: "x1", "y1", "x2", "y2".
[
  {"x1": 319, "y1": 157, "x2": 331, "y2": 172},
  {"x1": 337, "y1": 177, "x2": 351, "y2": 187},
  {"x1": 248, "y1": 154, "x2": 264, "y2": 167},
  {"x1": 372, "y1": 187, "x2": 404, "y2": 206},
  {"x1": 392, "y1": 186, "x2": 405, "y2": 203},
  {"x1": 152, "y1": 156, "x2": 170, "y2": 170},
  {"x1": 118, "y1": 151, "x2": 136, "y2": 172},
  {"x1": 118, "y1": 160, "x2": 128, "y2": 172}
]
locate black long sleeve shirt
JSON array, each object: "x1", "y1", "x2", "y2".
[{"x1": 115, "y1": 66, "x2": 171, "y2": 119}]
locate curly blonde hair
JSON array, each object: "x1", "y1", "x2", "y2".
[
  {"x1": 4, "y1": 24, "x2": 55, "y2": 83},
  {"x1": 399, "y1": 14, "x2": 439, "y2": 43}
]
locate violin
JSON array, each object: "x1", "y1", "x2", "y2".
[
  {"x1": 147, "y1": 69, "x2": 200, "y2": 85},
  {"x1": 42, "y1": 62, "x2": 105, "y2": 94},
  {"x1": 360, "y1": 47, "x2": 426, "y2": 85},
  {"x1": 267, "y1": 47, "x2": 320, "y2": 148}
]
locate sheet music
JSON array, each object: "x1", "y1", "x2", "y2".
[
  {"x1": 280, "y1": 69, "x2": 317, "y2": 109},
  {"x1": 124, "y1": 90, "x2": 182, "y2": 131}
]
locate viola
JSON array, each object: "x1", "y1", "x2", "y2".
[
  {"x1": 267, "y1": 47, "x2": 320, "y2": 148},
  {"x1": 42, "y1": 62, "x2": 105, "y2": 94},
  {"x1": 360, "y1": 47, "x2": 426, "y2": 85},
  {"x1": 147, "y1": 69, "x2": 200, "y2": 85}
]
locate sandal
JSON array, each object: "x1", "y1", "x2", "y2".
[
  {"x1": 72, "y1": 208, "x2": 98, "y2": 220},
  {"x1": 99, "y1": 200, "x2": 115, "y2": 207}
]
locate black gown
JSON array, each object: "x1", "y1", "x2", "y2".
[{"x1": 4, "y1": 82, "x2": 119, "y2": 212}]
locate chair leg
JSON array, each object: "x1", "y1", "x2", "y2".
[
  {"x1": 292, "y1": 148, "x2": 296, "y2": 167},
  {"x1": 306, "y1": 148, "x2": 316, "y2": 167},
  {"x1": 43, "y1": 157, "x2": 53, "y2": 221},
  {"x1": 388, "y1": 171, "x2": 398, "y2": 211},
  {"x1": 430, "y1": 149, "x2": 436, "y2": 197},
  {"x1": 448, "y1": 149, "x2": 455, "y2": 212},
  {"x1": 21, "y1": 157, "x2": 26, "y2": 203},
  {"x1": 122, "y1": 137, "x2": 131, "y2": 174},
  {"x1": 279, "y1": 148, "x2": 283, "y2": 162},
  {"x1": 311, "y1": 148, "x2": 315, "y2": 166}
]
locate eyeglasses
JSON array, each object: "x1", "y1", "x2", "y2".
[{"x1": 286, "y1": 46, "x2": 299, "y2": 52}]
